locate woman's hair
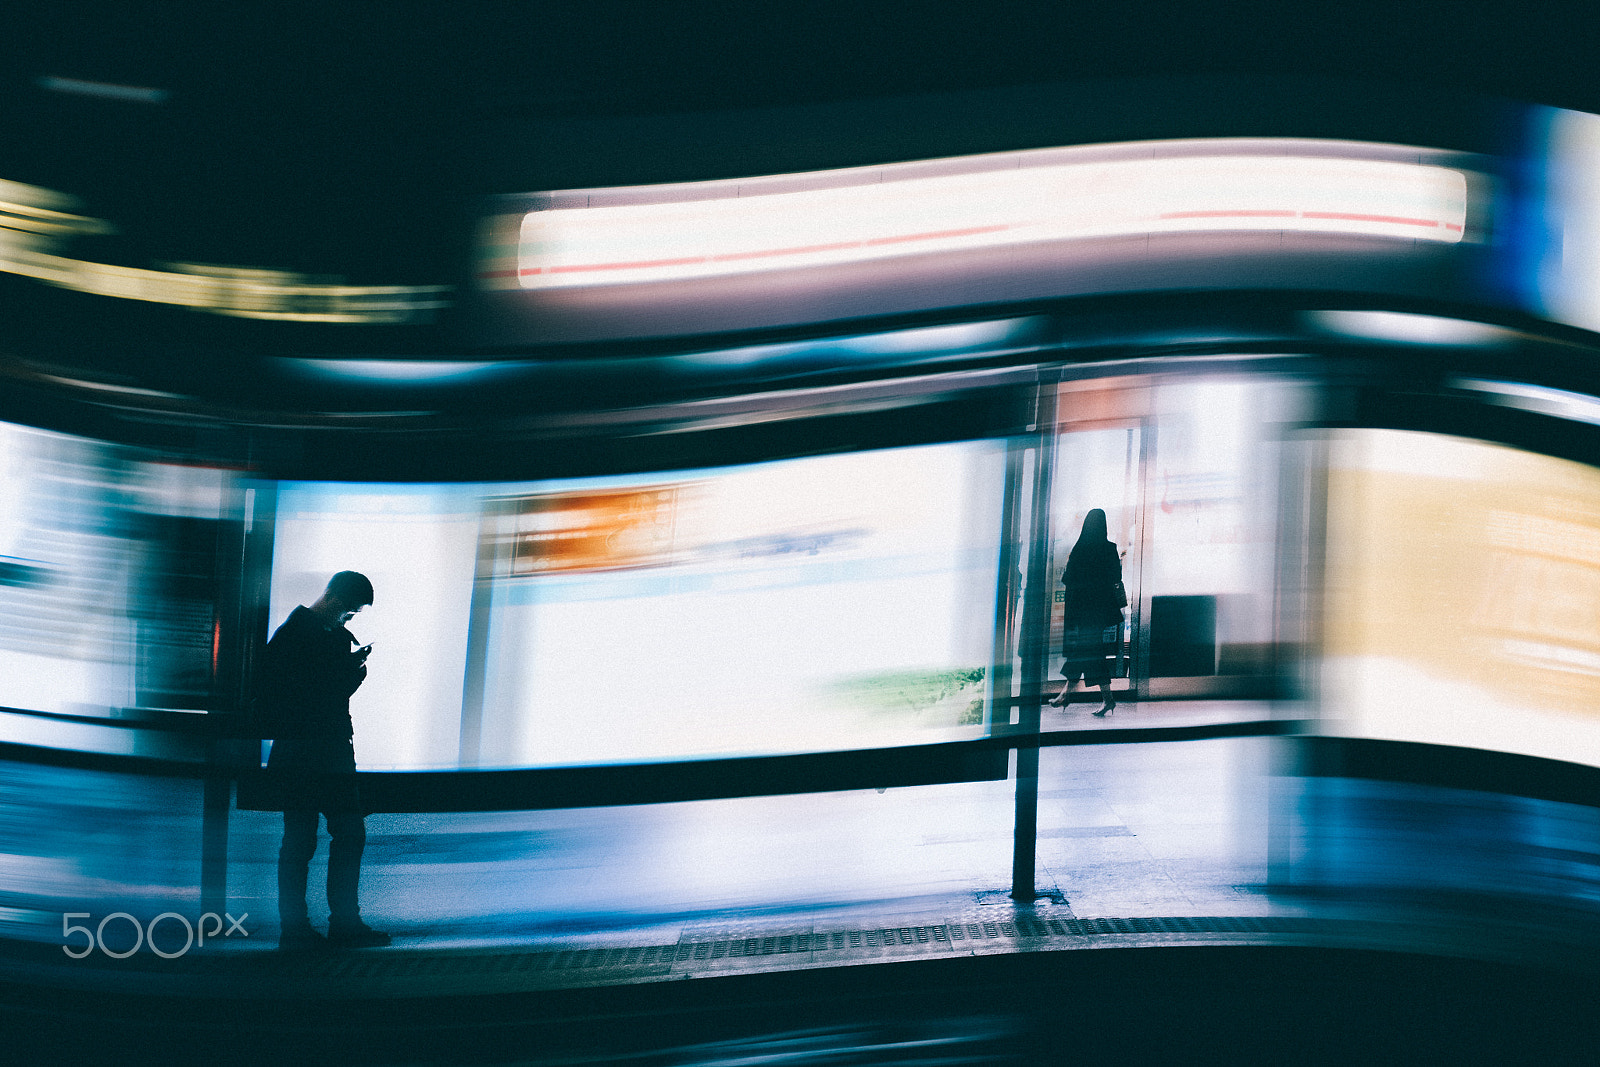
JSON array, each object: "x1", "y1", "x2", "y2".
[
  {"x1": 1076, "y1": 508, "x2": 1109, "y2": 546},
  {"x1": 1067, "y1": 508, "x2": 1112, "y2": 570}
]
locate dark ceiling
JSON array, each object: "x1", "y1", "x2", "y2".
[
  {"x1": 1, "y1": 2, "x2": 1596, "y2": 322},
  {"x1": 10, "y1": 2, "x2": 1592, "y2": 125}
]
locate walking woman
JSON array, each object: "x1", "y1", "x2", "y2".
[{"x1": 1049, "y1": 508, "x2": 1125, "y2": 715}]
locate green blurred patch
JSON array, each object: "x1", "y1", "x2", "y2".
[{"x1": 832, "y1": 667, "x2": 987, "y2": 727}]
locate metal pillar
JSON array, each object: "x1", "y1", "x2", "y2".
[
  {"x1": 202, "y1": 478, "x2": 277, "y2": 913},
  {"x1": 200, "y1": 764, "x2": 232, "y2": 916},
  {"x1": 1012, "y1": 378, "x2": 1056, "y2": 902}
]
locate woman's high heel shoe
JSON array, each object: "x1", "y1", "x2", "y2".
[
  {"x1": 1048, "y1": 691, "x2": 1069, "y2": 708},
  {"x1": 1092, "y1": 699, "x2": 1115, "y2": 717}
]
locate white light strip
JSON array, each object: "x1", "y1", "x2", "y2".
[
  {"x1": 282, "y1": 359, "x2": 506, "y2": 384},
  {"x1": 675, "y1": 317, "x2": 1035, "y2": 368},
  {"x1": 511, "y1": 145, "x2": 1469, "y2": 290},
  {"x1": 1455, "y1": 378, "x2": 1600, "y2": 426},
  {"x1": 1309, "y1": 310, "x2": 1514, "y2": 345}
]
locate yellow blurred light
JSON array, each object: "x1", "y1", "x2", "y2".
[
  {"x1": 1325, "y1": 429, "x2": 1600, "y2": 767},
  {"x1": 0, "y1": 214, "x2": 86, "y2": 236},
  {"x1": 0, "y1": 180, "x2": 451, "y2": 323}
]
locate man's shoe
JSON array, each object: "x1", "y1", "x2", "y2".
[
  {"x1": 278, "y1": 922, "x2": 329, "y2": 953},
  {"x1": 327, "y1": 921, "x2": 391, "y2": 948}
]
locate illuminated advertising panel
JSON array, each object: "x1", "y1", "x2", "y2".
[
  {"x1": 477, "y1": 137, "x2": 1483, "y2": 345},
  {"x1": 268, "y1": 440, "x2": 1005, "y2": 771},
  {"x1": 1324, "y1": 429, "x2": 1600, "y2": 768},
  {"x1": 493, "y1": 141, "x2": 1470, "y2": 291}
]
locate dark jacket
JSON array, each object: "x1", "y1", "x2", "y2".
[
  {"x1": 259, "y1": 605, "x2": 367, "y2": 743},
  {"x1": 1061, "y1": 539, "x2": 1123, "y2": 628}
]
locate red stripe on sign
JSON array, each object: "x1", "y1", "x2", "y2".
[
  {"x1": 534, "y1": 224, "x2": 1010, "y2": 275},
  {"x1": 712, "y1": 240, "x2": 862, "y2": 261},
  {"x1": 1301, "y1": 212, "x2": 1439, "y2": 227},
  {"x1": 550, "y1": 256, "x2": 709, "y2": 273},
  {"x1": 862, "y1": 224, "x2": 1009, "y2": 246},
  {"x1": 1160, "y1": 210, "x2": 1298, "y2": 219},
  {"x1": 1444, "y1": 223, "x2": 1464, "y2": 232}
]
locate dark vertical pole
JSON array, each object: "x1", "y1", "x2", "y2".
[
  {"x1": 1012, "y1": 377, "x2": 1056, "y2": 902},
  {"x1": 200, "y1": 772, "x2": 230, "y2": 917},
  {"x1": 238, "y1": 480, "x2": 279, "y2": 749},
  {"x1": 202, "y1": 528, "x2": 234, "y2": 920},
  {"x1": 987, "y1": 445, "x2": 1024, "y2": 734},
  {"x1": 204, "y1": 473, "x2": 274, "y2": 917}
]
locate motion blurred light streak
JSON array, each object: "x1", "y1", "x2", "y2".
[
  {"x1": 282, "y1": 359, "x2": 508, "y2": 384},
  {"x1": 675, "y1": 318, "x2": 1037, "y2": 370},
  {"x1": 37, "y1": 75, "x2": 169, "y2": 104},
  {"x1": 1456, "y1": 378, "x2": 1600, "y2": 426},
  {"x1": 0, "y1": 179, "x2": 451, "y2": 323},
  {"x1": 1309, "y1": 310, "x2": 1515, "y2": 346},
  {"x1": 512, "y1": 142, "x2": 1469, "y2": 289}
]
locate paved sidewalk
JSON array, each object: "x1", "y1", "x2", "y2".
[
  {"x1": 227, "y1": 721, "x2": 1285, "y2": 952},
  {"x1": 9, "y1": 706, "x2": 1600, "y2": 1003}
]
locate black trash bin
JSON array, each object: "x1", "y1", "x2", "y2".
[{"x1": 1148, "y1": 595, "x2": 1217, "y2": 677}]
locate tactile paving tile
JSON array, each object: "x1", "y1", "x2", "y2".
[{"x1": 0, "y1": 913, "x2": 1366, "y2": 1000}]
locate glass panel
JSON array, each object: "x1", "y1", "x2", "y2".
[
  {"x1": 1049, "y1": 425, "x2": 1140, "y2": 690},
  {"x1": 1144, "y1": 378, "x2": 1287, "y2": 680},
  {"x1": 474, "y1": 441, "x2": 1006, "y2": 768},
  {"x1": 267, "y1": 440, "x2": 1007, "y2": 771},
  {"x1": 0, "y1": 421, "x2": 235, "y2": 723},
  {"x1": 268, "y1": 483, "x2": 481, "y2": 771},
  {"x1": 1047, "y1": 374, "x2": 1305, "y2": 703}
]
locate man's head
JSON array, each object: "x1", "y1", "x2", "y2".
[{"x1": 321, "y1": 570, "x2": 374, "y2": 623}]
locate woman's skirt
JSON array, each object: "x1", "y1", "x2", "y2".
[{"x1": 1061, "y1": 622, "x2": 1120, "y2": 685}]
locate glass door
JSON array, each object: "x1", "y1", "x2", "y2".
[
  {"x1": 1047, "y1": 377, "x2": 1149, "y2": 704},
  {"x1": 1042, "y1": 372, "x2": 1302, "y2": 708}
]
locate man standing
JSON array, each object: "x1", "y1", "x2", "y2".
[{"x1": 263, "y1": 570, "x2": 390, "y2": 949}]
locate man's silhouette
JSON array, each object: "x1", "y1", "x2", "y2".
[{"x1": 264, "y1": 570, "x2": 389, "y2": 949}]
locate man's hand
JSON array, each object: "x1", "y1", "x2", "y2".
[{"x1": 344, "y1": 647, "x2": 370, "y2": 696}]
